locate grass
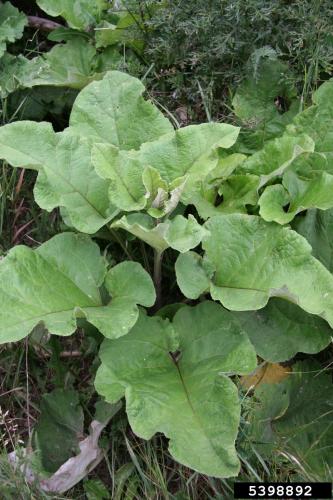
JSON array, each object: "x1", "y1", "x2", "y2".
[
  {"x1": 0, "y1": 2, "x2": 332, "y2": 497},
  {"x1": 1, "y1": 335, "x2": 329, "y2": 498}
]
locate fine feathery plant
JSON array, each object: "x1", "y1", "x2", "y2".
[
  {"x1": 138, "y1": 0, "x2": 333, "y2": 120},
  {"x1": 0, "y1": 71, "x2": 332, "y2": 478}
]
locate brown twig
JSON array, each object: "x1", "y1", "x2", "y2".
[{"x1": 27, "y1": 16, "x2": 64, "y2": 32}]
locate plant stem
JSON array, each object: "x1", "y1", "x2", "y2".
[
  {"x1": 108, "y1": 227, "x2": 133, "y2": 260},
  {"x1": 153, "y1": 249, "x2": 164, "y2": 310}
]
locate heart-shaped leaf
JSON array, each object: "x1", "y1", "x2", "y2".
[
  {"x1": 176, "y1": 214, "x2": 333, "y2": 327},
  {"x1": 0, "y1": 233, "x2": 155, "y2": 343},
  {"x1": 95, "y1": 302, "x2": 257, "y2": 478}
]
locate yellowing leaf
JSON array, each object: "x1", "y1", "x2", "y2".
[{"x1": 241, "y1": 363, "x2": 291, "y2": 390}]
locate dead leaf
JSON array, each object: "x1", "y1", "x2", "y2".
[
  {"x1": 241, "y1": 362, "x2": 292, "y2": 390},
  {"x1": 8, "y1": 401, "x2": 121, "y2": 494}
]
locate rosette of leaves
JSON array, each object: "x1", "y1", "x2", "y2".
[{"x1": 0, "y1": 71, "x2": 333, "y2": 478}]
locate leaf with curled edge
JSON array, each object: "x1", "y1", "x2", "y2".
[
  {"x1": 143, "y1": 166, "x2": 187, "y2": 218},
  {"x1": 0, "y1": 233, "x2": 155, "y2": 343},
  {"x1": 239, "y1": 133, "x2": 314, "y2": 187},
  {"x1": 176, "y1": 214, "x2": 333, "y2": 327},
  {"x1": 259, "y1": 153, "x2": 333, "y2": 224},
  {"x1": 95, "y1": 302, "x2": 257, "y2": 478},
  {"x1": 138, "y1": 123, "x2": 240, "y2": 203},
  {"x1": 112, "y1": 213, "x2": 207, "y2": 253}
]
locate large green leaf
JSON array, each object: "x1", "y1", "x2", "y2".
[
  {"x1": 0, "y1": 71, "x2": 171, "y2": 232},
  {"x1": 177, "y1": 214, "x2": 333, "y2": 326},
  {"x1": 95, "y1": 302, "x2": 257, "y2": 477},
  {"x1": 92, "y1": 124, "x2": 239, "y2": 214},
  {"x1": 293, "y1": 208, "x2": 333, "y2": 272},
  {"x1": 34, "y1": 389, "x2": 84, "y2": 473},
  {"x1": 259, "y1": 153, "x2": 333, "y2": 224},
  {"x1": 248, "y1": 361, "x2": 333, "y2": 481},
  {"x1": 235, "y1": 298, "x2": 332, "y2": 362},
  {"x1": 0, "y1": 122, "x2": 116, "y2": 233},
  {"x1": 0, "y1": 233, "x2": 155, "y2": 343},
  {"x1": 36, "y1": 0, "x2": 107, "y2": 30},
  {"x1": 0, "y1": 2, "x2": 26, "y2": 58},
  {"x1": 69, "y1": 71, "x2": 173, "y2": 148}
]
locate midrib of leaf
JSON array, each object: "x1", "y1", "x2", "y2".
[
  {"x1": 1, "y1": 250, "x2": 102, "y2": 326},
  {"x1": 107, "y1": 76, "x2": 121, "y2": 148},
  {"x1": 110, "y1": 162, "x2": 143, "y2": 204},
  {"x1": 0, "y1": 142, "x2": 44, "y2": 170},
  {"x1": 0, "y1": 137, "x2": 109, "y2": 220},
  {"x1": 3, "y1": 303, "x2": 108, "y2": 330},
  {"x1": 42, "y1": 163, "x2": 106, "y2": 219},
  {"x1": 174, "y1": 359, "x2": 224, "y2": 461},
  {"x1": 3, "y1": 309, "x2": 77, "y2": 329},
  {"x1": 37, "y1": 250, "x2": 102, "y2": 304},
  {"x1": 51, "y1": 140, "x2": 107, "y2": 219}
]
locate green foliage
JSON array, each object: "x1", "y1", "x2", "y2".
[
  {"x1": 0, "y1": 70, "x2": 332, "y2": 484},
  {"x1": 0, "y1": 0, "x2": 145, "y2": 102},
  {"x1": 95, "y1": 302, "x2": 257, "y2": 477},
  {"x1": 247, "y1": 361, "x2": 333, "y2": 481},
  {"x1": 0, "y1": 232, "x2": 155, "y2": 342},
  {"x1": 0, "y1": 1, "x2": 26, "y2": 58},
  {"x1": 235, "y1": 299, "x2": 332, "y2": 362},
  {"x1": 34, "y1": 388, "x2": 84, "y2": 472},
  {"x1": 178, "y1": 214, "x2": 333, "y2": 323},
  {"x1": 293, "y1": 208, "x2": 333, "y2": 272},
  {"x1": 139, "y1": 0, "x2": 333, "y2": 120},
  {"x1": 36, "y1": 0, "x2": 107, "y2": 30}
]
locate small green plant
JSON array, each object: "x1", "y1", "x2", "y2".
[{"x1": 0, "y1": 71, "x2": 332, "y2": 481}]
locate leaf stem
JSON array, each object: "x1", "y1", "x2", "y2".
[{"x1": 153, "y1": 249, "x2": 164, "y2": 310}]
